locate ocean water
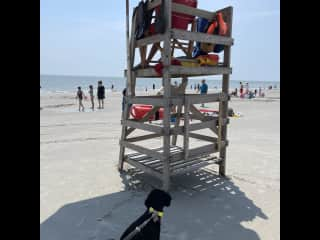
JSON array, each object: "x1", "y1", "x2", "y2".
[{"x1": 40, "y1": 74, "x2": 280, "y2": 93}]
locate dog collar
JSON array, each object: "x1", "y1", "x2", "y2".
[{"x1": 149, "y1": 207, "x2": 164, "y2": 217}]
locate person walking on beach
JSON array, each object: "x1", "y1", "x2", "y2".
[
  {"x1": 152, "y1": 83, "x2": 155, "y2": 91},
  {"x1": 111, "y1": 84, "x2": 114, "y2": 91},
  {"x1": 76, "y1": 86, "x2": 85, "y2": 112},
  {"x1": 88, "y1": 85, "x2": 94, "y2": 110},
  {"x1": 197, "y1": 83, "x2": 200, "y2": 92},
  {"x1": 97, "y1": 80, "x2": 105, "y2": 109},
  {"x1": 200, "y1": 79, "x2": 208, "y2": 107}
]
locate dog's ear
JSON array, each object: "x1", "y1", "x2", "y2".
[{"x1": 144, "y1": 189, "x2": 157, "y2": 208}]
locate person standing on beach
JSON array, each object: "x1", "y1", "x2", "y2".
[
  {"x1": 245, "y1": 82, "x2": 249, "y2": 95},
  {"x1": 76, "y1": 86, "x2": 85, "y2": 112},
  {"x1": 88, "y1": 85, "x2": 94, "y2": 110},
  {"x1": 239, "y1": 82, "x2": 244, "y2": 98},
  {"x1": 152, "y1": 83, "x2": 155, "y2": 91},
  {"x1": 200, "y1": 79, "x2": 208, "y2": 107},
  {"x1": 97, "y1": 80, "x2": 105, "y2": 109},
  {"x1": 122, "y1": 88, "x2": 126, "y2": 112},
  {"x1": 111, "y1": 84, "x2": 114, "y2": 91}
]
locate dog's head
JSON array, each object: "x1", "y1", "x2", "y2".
[{"x1": 144, "y1": 189, "x2": 172, "y2": 212}]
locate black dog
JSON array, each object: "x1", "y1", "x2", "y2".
[{"x1": 120, "y1": 189, "x2": 172, "y2": 240}]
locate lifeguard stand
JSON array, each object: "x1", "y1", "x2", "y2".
[{"x1": 119, "y1": 0, "x2": 233, "y2": 191}]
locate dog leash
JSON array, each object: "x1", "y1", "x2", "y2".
[{"x1": 122, "y1": 208, "x2": 163, "y2": 240}]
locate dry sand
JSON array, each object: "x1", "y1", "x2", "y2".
[{"x1": 40, "y1": 89, "x2": 280, "y2": 240}]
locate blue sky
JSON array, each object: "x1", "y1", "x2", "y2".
[{"x1": 40, "y1": 0, "x2": 279, "y2": 81}]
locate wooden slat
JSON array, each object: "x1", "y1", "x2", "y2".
[
  {"x1": 162, "y1": 0, "x2": 172, "y2": 191},
  {"x1": 169, "y1": 66, "x2": 232, "y2": 76},
  {"x1": 172, "y1": 29, "x2": 234, "y2": 46},
  {"x1": 130, "y1": 66, "x2": 232, "y2": 78},
  {"x1": 170, "y1": 157, "x2": 213, "y2": 171},
  {"x1": 189, "y1": 104, "x2": 219, "y2": 135},
  {"x1": 171, "y1": 119, "x2": 218, "y2": 135},
  {"x1": 189, "y1": 120, "x2": 217, "y2": 131},
  {"x1": 184, "y1": 98, "x2": 190, "y2": 160},
  {"x1": 189, "y1": 133, "x2": 218, "y2": 142},
  {"x1": 170, "y1": 144, "x2": 218, "y2": 162},
  {"x1": 125, "y1": 157, "x2": 163, "y2": 180},
  {"x1": 172, "y1": 2, "x2": 215, "y2": 21},
  {"x1": 121, "y1": 141, "x2": 165, "y2": 160},
  {"x1": 135, "y1": 34, "x2": 166, "y2": 47},
  {"x1": 126, "y1": 96, "x2": 164, "y2": 105},
  {"x1": 187, "y1": 93, "x2": 221, "y2": 104},
  {"x1": 123, "y1": 120, "x2": 163, "y2": 134},
  {"x1": 125, "y1": 127, "x2": 135, "y2": 137},
  {"x1": 171, "y1": 161, "x2": 212, "y2": 176},
  {"x1": 126, "y1": 133, "x2": 162, "y2": 142},
  {"x1": 219, "y1": 6, "x2": 233, "y2": 176}
]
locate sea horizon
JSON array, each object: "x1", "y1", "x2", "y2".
[{"x1": 40, "y1": 74, "x2": 280, "y2": 93}]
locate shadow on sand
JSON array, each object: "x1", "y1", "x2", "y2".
[{"x1": 40, "y1": 168, "x2": 267, "y2": 240}]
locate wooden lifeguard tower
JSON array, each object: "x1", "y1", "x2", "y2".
[{"x1": 119, "y1": 0, "x2": 233, "y2": 191}]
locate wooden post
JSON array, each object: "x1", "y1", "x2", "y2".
[
  {"x1": 184, "y1": 97, "x2": 190, "y2": 160},
  {"x1": 162, "y1": 0, "x2": 172, "y2": 191},
  {"x1": 218, "y1": 7, "x2": 233, "y2": 176},
  {"x1": 118, "y1": 0, "x2": 133, "y2": 171},
  {"x1": 172, "y1": 76, "x2": 188, "y2": 145}
]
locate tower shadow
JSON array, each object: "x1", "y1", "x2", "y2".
[{"x1": 40, "y1": 168, "x2": 267, "y2": 240}]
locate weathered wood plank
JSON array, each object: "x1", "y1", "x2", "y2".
[
  {"x1": 187, "y1": 93, "x2": 221, "y2": 104},
  {"x1": 172, "y1": 29, "x2": 234, "y2": 46},
  {"x1": 135, "y1": 34, "x2": 166, "y2": 47},
  {"x1": 162, "y1": 0, "x2": 172, "y2": 191},
  {"x1": 184, "y1": 98, "x2": 190, "y2": 160},
  {"x1": 172, "y1": 2, "x2": 215, "y2": 21},
  {"x1": 123, "y1": 120, "x2": 163, "y2": 134},
  {"x1": 219, "y1": 6, "x2": 233, "y2": 176},
  {"x1": 126, "y1": 96, "x2": 164, "y2": 105},
  {"x1": 170, "y1": 144, "x2": 218, "y2": 162},
  {"x1": 189, "y1": 133, "x2": 218, "y2": 142},
  {"x1": 189, "y1": 104, "x2": 219, "y2": 135},
  {"x1": 170, "y1": 157, "x2": 213, "y2": 171},
  {"x1": 121, "y1": 141, "x2": 165, "y2": 160},
  {"x1": 171, "y1": 161, "x2": 212, "y2": 176},
  {"x1": 125, "y1": 127, "x2": 135, "y2": 137},
  {"x1": 125, "y1": 157, "x2": 163, "y2": 180},
  {"x1": 170, "y1": 66, "x2": 232, "y2": 76},
  {"x1": 118, "y1": 0, "x2": 132, "y2": 171},
  {"x1": 126, "y1": 133, "x2": 162, "y2": 142},
  {"x1": 129, "y1": 66, "x2": 232, "y2": 78},
  {"x1": 189, "y1": 120, "x2": 218, "y2": 131}
]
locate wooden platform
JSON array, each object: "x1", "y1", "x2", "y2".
[{"x1": 124, "y1": 146, "x2": 220, "y2": 179}]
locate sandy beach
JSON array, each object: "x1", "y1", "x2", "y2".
[{"x1": 40, "y1": 89, "x2": 280, "y2": 240}]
